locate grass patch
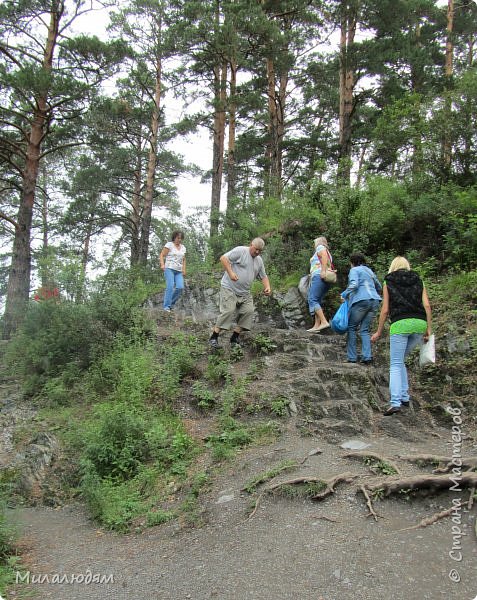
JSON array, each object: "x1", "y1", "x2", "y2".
[
  {"x1": 0, "y1": 485, "x2": 20, "y2": 595},
  {"x1": 206, "y1": 416, "x2": 253, "y2": 462},
  {"x1": 205, "y1": 355, "x2": 231, "y2": 384},
  {"x1": 250, "y1": 333, "x2": 277, "y2": 355},
  {"x1": 363, "y1": 457, "x2": 398, "y2": 476},
  {"x1": 269, "y1": 397, "x2": 289, "y2": 417},
  {"x1": 190, "y1": 381, "x2": 216, "y2": 411},
  {"x1": 251, "y1": 420, "x2": 282, "y2": 445},
  {"x1": 273, "y1": 481, "x2": 327, "y2": 498},
  {"x1": 153, "y1": 333, "x2": 203, "y2": 402},
  {"x1": 243, "y1": 460, "x2": 298, "y2": 493}
]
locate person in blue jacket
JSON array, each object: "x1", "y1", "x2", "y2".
[{"x1": 340, "y1": 253, "x2": 382, "y2": 364}]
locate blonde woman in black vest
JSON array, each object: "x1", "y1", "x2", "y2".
[{"x1": 371, "y1": 257, "x2": 432, "y2": 415}]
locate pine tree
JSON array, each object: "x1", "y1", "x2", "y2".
[{"x1": 0, "y1": 0, "x2": 125, "y2": 337}]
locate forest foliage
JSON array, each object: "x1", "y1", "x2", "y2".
[
  {"x1": 0, "y1": 0, "x2": 477, "y2": 569},
  {"x1": 0, "y1": 0, "x2": 476, "y2": 335}
]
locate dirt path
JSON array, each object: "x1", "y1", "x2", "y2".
[
  {"x1": 3, "y1": 328, "x2": 477, "y2": 600},
  {"x1": 8, "y1": 419, "x2": 477, "y2": 600}
]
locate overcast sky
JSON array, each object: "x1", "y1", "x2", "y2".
[{"x1": 75, "y1": 4, "x2": 213, "y2": 217}]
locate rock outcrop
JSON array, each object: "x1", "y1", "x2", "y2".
[{"x1": 145, "y1": 279, "x2": 310, "y2": 329}]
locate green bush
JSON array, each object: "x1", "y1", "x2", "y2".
[
  {"x1": 220, "y1": 377, "x2": 248, "y2": 416},
  {"x1": 206, "y1": 416, "x2": 252, "y2": 462},
  {"x1": 441, "y1": 187, "x2": 477, "y2": 270},
  {"x1": 80, "y1": 472, "x2": 143, "y2": 533},
  {"x1": 0, "y1": 508, "x2": 15, "y2": 566},
  {"x1": 154, "y1": 333, "x2": 202, "y2": 401},
  {"x1": 270, "y1": 397, "x2": 289, "y2": 417},
  {"x1": 146, "y1": 509, "x2": 174, "y2": 527},
  {"x1": 81, "y1": 402, "x2": 150, "y2": 481},
  {"x1": 79, "y1": 400, "x2": 196, "y2": 530},
  {"x1": 5, "y1": 301, "x2": 105, "y2": 393},
  {"x1": 90, "y1": 267, "x2": 158, "y2": 331},
  {"x1": 191, "y1": 381, "x2": 216, "y2": 410},
  {"x1": 145, "y1": 419, "x2": 194, "y2": 474},
  {"x1": 442, "y1": 271, "x2": 477, "y2": 302},
  {"x1": 0, "y1": 493, "x2": 18, "y2": 595},
  {"x1": 250, "y1": 334, "x2": 277, "y2": 355},
  {"x1": 4, "y1": 270, "x2": 160, "y2": 400},
  {"x1": 89, "y1": 339, "x2": 155, "y2": 403},
  {"x1": 205, "y1": 355, "x2": 231, "y2": 384}
]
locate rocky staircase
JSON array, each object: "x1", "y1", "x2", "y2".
[
  {"x1": 250, "y1": 327, "x2": 388, "y2": 441},
  {"x1": 148, "y1": 279, "x2": 397, "y2": 441}
]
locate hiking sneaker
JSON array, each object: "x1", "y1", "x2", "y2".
[
  {"x1": 209, "y1": 338, "x2": 221, "y2": 350},
  {"x1": 383, "y1": 406, "x2": 400, "y2": 416}
]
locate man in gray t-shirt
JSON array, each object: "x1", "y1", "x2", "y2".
[{"x1": 209, "y1": 238, "x2": 271, "y2": 349}]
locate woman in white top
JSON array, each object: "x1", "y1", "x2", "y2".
[{"x1": 159, "y1": 231, "x2": 186, "y2": 311}]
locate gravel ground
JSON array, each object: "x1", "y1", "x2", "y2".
[{"x1": 7, "y1": 425, "x2": 477, "y2": 600}]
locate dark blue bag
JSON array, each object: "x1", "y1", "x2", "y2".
[{"x1": 331, "y1": 301, "x2": 349, "y2": 334}]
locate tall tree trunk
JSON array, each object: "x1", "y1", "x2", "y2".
[
  {"x1": 130, "y1": 141, "x2": 143, "y2": 266},
  {"x1": 139, "y1": 42, "x2": 163, "y2": 266},
  {"x1": 442, "y1": 0, "x2": 454, "y2": 173},
  {"x1": 3, "y1": 2, "x2": 62, "y2": 339},
  {"x1": 264, "y1": 50, "x2": 287, "y2": 200},
  {"x1": 277, "y1": 69, "x2": 287, "y2": 184},
  {"x1": 265, "y1": 57, "x2": 281, "y2": 198},
  {"x1": 77, "y1": 232, "x2": 91, "y2": 303},
  {"x1": 463, "y1": 29, "x2": 474, "y2": 179},
  {"x1": 100, "y1": 235, "x2": 126, "y2": 294},
  {"x1": 356, "y1": 143, "x2": 368, "y2": 188},
  {"x1": 40, "y1": 164, "x2": 50, "y2": 289},
  {"x1": 338, "y1": 0, "x2": 356, "y2": 186},
  {"x1": 210, "y1": 60, "x2": 227, "y2": 242},
  {"x1": 411, "y1": 22, "x2": 424, "y2": 177},
  {"x1": 226, "y1": 54, "x2": 237, "y2": 209},
  {"x1": 77, "y1": 193, "x2": 98, "y2": 303}
]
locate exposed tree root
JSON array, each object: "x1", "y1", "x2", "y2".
[
  {"x1": 261, "y1": 472, "x2": 358, "y2": 499},
  {"x1": 245, "y1": 463, "x2": 477, "y2": 523},
  {"x1": 309, "y1": 472, "x2": 359, "y2": 500},
  {"x1": 398, "y1": 454, "x2": 477, "y2": 473},
  {"x1": 246, "y1": 472, "x2": 357, "y2": 520},
  {"x1": 358, "y1": 473, "x2": 477, "y2": 528},
  {"x1": 300, "y1": 447, "x2": 322, "y2": 465},
  {"x1": 240, "y1": 460, "x2": 298, "y2": 493},
  {"x1": 397, "y1": 502, "x2": 462, "y2": 531},
  {"x1": 364, "y1": 471, "x2": 477, "y2": 497},
  {"x1": 343, "y1": 451, "x2": 401, "y2": 476},
  {"x1": 359, "y1": 484, "x2": 381, "y2": 521}
]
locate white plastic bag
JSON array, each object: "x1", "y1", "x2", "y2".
[{"x1": 419, "y1": 334, "x2": 436, "y2": 367}]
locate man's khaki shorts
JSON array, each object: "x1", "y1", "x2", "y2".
[{"x1": 215, "y1": 287, "x2": 254, "y2": 331}]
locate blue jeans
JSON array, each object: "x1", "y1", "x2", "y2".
[
  {"x1": 163, "y1": 268, "x2": 184, "y2": 309},
  {"x1": 347, "y1": 299, "x2": 380, "y2": 362},
  {"x1": 389, "y1": 333, "x2": 423, "y2": 407},
  {"x1": 308, "y1": 275, "x2": 330, "y2": 315}
]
